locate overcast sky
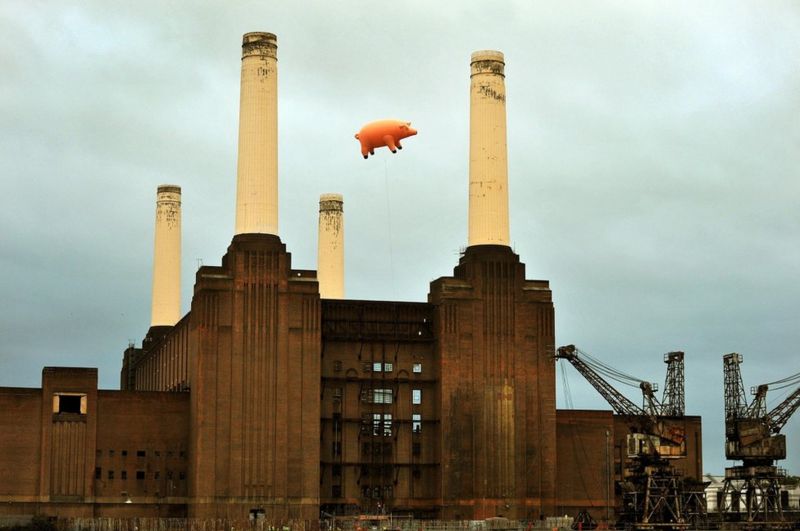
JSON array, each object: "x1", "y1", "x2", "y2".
[{"x1": 1, "y1": 1, "x2": 798, "y2": 476}]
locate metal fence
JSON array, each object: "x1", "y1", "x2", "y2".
[{"x1": 53, "y1": 519, "x2": 577, "y2": 531}]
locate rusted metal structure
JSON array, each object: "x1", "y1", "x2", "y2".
[
  {"x1": 555, "y1": 345, "x2": 702, "y2": 529},
  {"x1": 719, "y1": 353, "x2": 800, "y2": 524}
]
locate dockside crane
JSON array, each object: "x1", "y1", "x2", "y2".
[
  {"x1": 720, "y1": 353, "x2": 800, "y2": 523},
  {"x1": 556, "y1": 345, "x2": 700, "y2": 529}
]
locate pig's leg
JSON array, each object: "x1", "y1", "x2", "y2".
[
  {"x1": 361, "y1": 143, "x2": 370, "y2": 159},
  {"x1": 396, "y1": 139, "x2": 403, "y2": 150},
  {"x1": 383, "y1": 135, "x2": 397, "y2": 153}
]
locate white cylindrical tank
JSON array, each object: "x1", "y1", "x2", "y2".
[
  {"x1": 317, "y1": 194, "x2": 344, "y2": 299},
  {"x1": 468, "y1": 50, "x2": 510, "y2": 247},
  {"x1": 235, "y1": 32, "x2": 278, "y2": 235},
  {"x1": 151, "y1": 185, "x2": 181, "y2": 326}
]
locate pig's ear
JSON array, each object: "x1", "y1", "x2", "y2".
[{"x1": 400, "y1": 124, "x2": 408, "y2": 131}]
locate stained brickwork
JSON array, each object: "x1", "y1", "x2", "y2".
[
  {"x1": 188, "y1": 234, "x2": 320, "y2": 520},
  {"x1": 429, "y1": 245, "x2": 556, "y2": 520},
  {"x1": 0, "y1": 368, "x2": 189, "y2": 518}
]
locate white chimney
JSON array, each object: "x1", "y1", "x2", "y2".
[
  {"x1": 234, "y1": 32, "x2": 278, "y2": 235},
  {"x1": 468, "y1": 50, "x2": 510, "y2": 247},
  {"x1": 317, "y1": 194, "x2": 344, "y2": 299},
  {"x1": 151, "y1": 185, "x2": 181, "y2": 326}
]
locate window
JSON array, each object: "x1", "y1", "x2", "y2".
[
  {"x1": 95, "y1": 467, "x2": 102, "y2": 479},
  {"x1": 179, "y1": 471, "x2": 186, "y2": 480},
  {"x1": 412, "y1": 389, "x2": 421, "y2": 405},
  {"x1": 154, "y1": 471, "x2": 160, "y2": 480},
  {"x1": 136, "y1": 470, "x2": 145, "y2": 480},
  {"x1": 412, "y1": 443, "x2": 421, "y2": 456},
  {"x1": 108, "y1": 470, "x2": 114, "y2": 480},
  {"x1": 373, "y1": 362, "x2": 382, "y2": 372},
  {"x1": 372, "y1": 362, "x2": 394, "y2": 372},
  {"x1": 136, "y1": 450, "x2": 146, "y2": 457},
  {"x1": 333, "y1": 464, "x2": 342, "y2": 477},
  {"x1": 412, "y1": 363, "x2": 422, "y2": 373},
  {"x1": 412, "y1": 414, "x2": 422, "y2": 433},
  {"x1": 412, "y1": 467, "x2": 421, "y2": 479},
  {"x1": 166, "y1": 470, "x2": 173, "y2": 480},
  {"x1": 333, "y1": 387, "x2": 342, "y2": 398},
  {"x1": 384, "y1": 362, "x2": 393, "y2": 372},
  {"x1": 332, "y1": 441, "x2": 341, "y2": 456},
  {"x1": 96, "y1": 449, "x2": 102, "y2": 457},
  {"x1": 373, "y1": 389, "x2": 393, "y2": 404},
  {"x1": 372, "y1": 413, "x2": 392, "y2": 436},
  {"x1": 109, "y1": 450, "x2": 115, "y2": 457},
  {"x1": 332, "y1": 485, "x2": 342, "y2": 497},
  {"x1": 121, "y1": 450, "x2": 128, "y2": 457},
  {"x1": 121, "y1": 470, "x2": 127, "y2": 480},
  {"x1": 53, "y1": 393, "x2": 86, "y2": 414},
  {"x1": 333, "y1": 360, "x2": 342, "y2": 372},
  {"x1": 154, "y1": 450, "x2": 160, "y2": 457},
  {"x1": 179, "y1": 451, "x2": 186, "y2": 458}
]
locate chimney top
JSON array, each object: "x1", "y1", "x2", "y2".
[
  {"x1": 242, "y1": 32, "x2": 277, "y2": 59},
  {"x1": 319, "y1": 193, "x2": 343, "y2": 212},
  {"x1": 471, "y1": 50, "x2": 505, "y2": 77},
  {"x1": 157, "y1": 184, "x2": 181, "y2": 195}
]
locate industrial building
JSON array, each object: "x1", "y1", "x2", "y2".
[{"x1": 0, "y1": 32, "x2": 703, "y2": 523}]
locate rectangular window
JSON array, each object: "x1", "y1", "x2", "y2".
[
  {"x1": 136, "y1": 450, "x2": 146, "y2": 457},
  {"x1": 333, "y1": 387, "x2": 343, "y2": 398},
  {"x1": 166, "y1": 470, "x2": 173, "y2": 480},
  {"x1": 373, "y1": 388, "x2": 393, "y2": 404},
  {"x1": 154, "y1": 450, "x2": 160, "y2": 457},
  {"x1": 373, "y1": 362, "x2": 382, "y2": 372},
  {"x1": 154, "y1": 471, "x2": 160, "y2": 480},
  {"x1": 53, "y1": 393, "x2": 87, "y2": 414},
  {"x1": 108, "y1": 470, "x2": 114, "y2": 480},
  {"x1": 332, "y1": 485, "x2": 342, "y2": 497},
  {"x1": 95, "y1": 467, "x2": 101, "y2": 479},
  {"x1": 412, "y1": 389, "x2": 421, "y2": 404},
  {"x1": 121, "y1": 450, "x2": 128, "y2": 457},
  {"x1": 332, "y1": 441, "x2": 341, "y2": 456},
  {"x1": 412, "y1": 413, "x2": 422, "y2": 433},
  {"x1": 179, "y1": 471, "x2": 186, "y2": 480},
  {"x1": 412, "y1": 442, "x2": 421, "y2": 456},
  {"x1": 372, "y1": 413, "x2": 392, "y2": 436},
  {"x1": 109, "y1": 450, "x2": 115, "y2": 457},
  {"x1": 412, "y1": 363, "x2": 422, "y2": 373},
  {"x1": 412, "y1": 467, "x2": 421, "y2": 479},
  {"x1": 121, "y1": 470, "x2": 127, "y2": 480},
  {"x1": 372, "y1": 362, "x2": 393, "y2": 372},
  {"x1": 383, "y1": 362, "x2": 393, "y2": 372},
  {"x1": 136, "y1": 470, "x2": 145, "y2": 480},
  {"x1": 333, "y1": 360, "x2": 342, "y2": 372},
  {"x1": 333, "y1": 464, "x2": 342, "y2": 477}
]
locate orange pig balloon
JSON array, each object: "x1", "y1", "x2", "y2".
[{"x1": 355, "y1": 120, "x2": 418, "y2": 159}]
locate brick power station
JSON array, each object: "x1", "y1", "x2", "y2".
[{"x1": 0, "y1": 33, "x2": 702, "y2": 522}]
